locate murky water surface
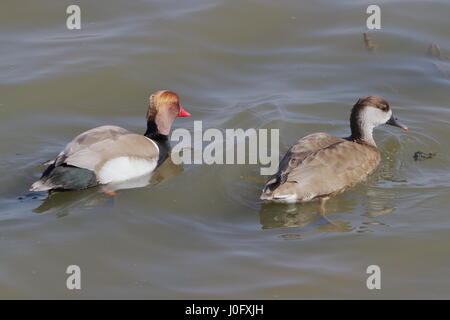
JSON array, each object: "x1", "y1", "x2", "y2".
[{"x1": 1, "y1": 0, "x2": 450, "y2": 298}]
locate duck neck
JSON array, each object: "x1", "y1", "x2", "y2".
[
  {"x1": 144, "y1": 119, "x2": 166, "y2": 141},
  {"x1": 349, "y1": 115, "x2": 376, "y2": 146},
  {"x1": 144, "y1": 119, "x2": 170, "y2": 165}
]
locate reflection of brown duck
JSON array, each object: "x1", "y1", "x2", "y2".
[
  {"x1": 259, "y1": 202, "x2": 324, "y2": 229},
  {"x1": 261, "y1": 96, "x2": 407, "y2": 203},
  {"x1": 259, "y1": 201, "x2": 355, "y2": 235},
  {"x1": 30, "y1": 90, "x2": 190, "y2": 192}
]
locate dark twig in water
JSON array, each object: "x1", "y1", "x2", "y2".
[
  {"x1": 427, "y1": 43, "x2": 450, "y2": 78},
  {"x1": 413, "y1": 151, "x2": 436, "y2": 161},
  {"x1": 363, "y1": 33, "x2": 378, "y2": 53},
  {"x1": 427, "y1": 43, "x2": 442, "y2": 59},
  {"x1": 427, "y1": 43, "x2": 450, "y2": 61}
]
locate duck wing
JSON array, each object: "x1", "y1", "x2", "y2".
[
  {"x1": 54, "y1": 125, "x2": 131, "y2": 166},
  {"x1": 263, "y1": 138, "x2": 381, "y2": 201},
  {"x1": 262, "y1": 133, "x2": 343, "y2": 195},
  {"x1": 30, "y1": 125, "x2": 160, "y2": 191},
  {"x1": 62, "y1": 132, "x2": 159, "y2": 173}
]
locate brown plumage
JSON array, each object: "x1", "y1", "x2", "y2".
[
  {"x1": 30, "y1": 90, "x2": 191, "y2": 192},
  {"x1": 261, "y1": 95, "x2": 408, "y2": 202}
]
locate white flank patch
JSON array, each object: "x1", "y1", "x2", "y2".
[{"x1": 98, "y1": 157, "x2": 157, "y2": 184}]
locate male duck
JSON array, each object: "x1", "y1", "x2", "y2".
[
  {"x1": 260, "y1": 95, "x2": 408, "y2": 202},
  {"x1": 30, "y1": 90, "x2": 190, "y2": 192}
]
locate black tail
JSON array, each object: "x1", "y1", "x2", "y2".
[{"x1": 30, "y1": 164, "x2": 98, "y2": 191}]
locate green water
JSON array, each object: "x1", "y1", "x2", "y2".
[{"x1": 1, "y1": 0, "x2": 450, "y2": 298}]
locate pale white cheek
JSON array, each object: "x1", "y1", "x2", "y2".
[
  {"x1": 362, "y1": 107, "x2": 391, "y2": 126},
  {"x1": 98, "y1": 157, "x2": 157, "y2": 184}
]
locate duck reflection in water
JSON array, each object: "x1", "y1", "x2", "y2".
[
  {"x1": 32, "y1": 157, "x2": 183, "y2": 215},
  {"x1": 259, "y1": 197, "x2": 356, "y2": 237},
  {"x1": 259, "y1": 182, "x2": 398, "y2": 237}
]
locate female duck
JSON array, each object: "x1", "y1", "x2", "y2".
[
  {"x1": 260, "y1": 95, "x2": 408, "y2": 202},
  {"x1": 30, "y1": 90, "x2": 190, "y2": 192}
]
